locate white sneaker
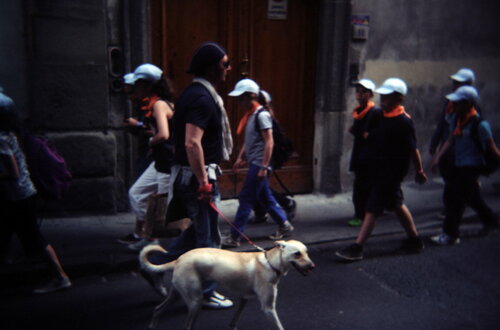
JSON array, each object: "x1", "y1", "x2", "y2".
[
  {"x1": 202, "y1": 291, "x2": 234, "y2": 309},
  {"x1": 33, "y1": 277, "x2": 72, "y2": 294},
  {"x1": 128, "y1": 238, "x2": 159, "y2": 252},
  {"x1": 430, "y1": 233, "x2": 460, "y2": 246}
]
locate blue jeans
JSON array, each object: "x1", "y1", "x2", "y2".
[
  {"x1": 149, "y1": 168, "x2": 221, "y2": 296},
  {"x1": 231, "y1": 164, "x2": 287, "y2": 239}
]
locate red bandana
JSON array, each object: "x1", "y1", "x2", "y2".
[
  {"x1": 383, "y1": 105, "x2": 411, "y2": 119},
  {"x1": 453, "y1": 106, "x2": 478, "y2": 136},
  {"x1": 140, "y1": 95, "x2": 160, "y2": 118},
  {"x1": 352, "y1": 101, "x2": 375, "y2": 120},
  {"x1": 236, "y1": 100, "x2": 261, "y2": 135}
]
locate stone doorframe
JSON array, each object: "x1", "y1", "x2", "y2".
[{"x1": 313, "y1": 0, "x2": 351, "y2": 195}]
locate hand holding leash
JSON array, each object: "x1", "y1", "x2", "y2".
[{"x1": 197, "y1": 183, "x2": 213, "y2": 202}]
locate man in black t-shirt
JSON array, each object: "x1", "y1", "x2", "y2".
[
  {"x1": 145, "y1": 42, "x2": 234, "y2": 309},
  {"x1": 336, "y1": 78, "x2": 427, "y2": 261}
]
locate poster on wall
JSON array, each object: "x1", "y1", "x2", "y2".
[
  {"x1": 351, "y1": 14, "x2": 370, "y2": 40},
  {"x1": 268, "y1": 0, "x2": 288, "y2": 20}
]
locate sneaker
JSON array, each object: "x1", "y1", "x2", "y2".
[
  {"x1": 33, "y1": 277, "x2": 72, "y2": 294},
  {"x1": 128, "y1": 238, "x2": 160, "y2": 252},
  {"x1": 335, "y1": 244, "x2": 363, "y2": 261},
  {"x1": 430, "y1": 233, "x2": 460, "y2": 246},
  {"x1": 221, "y1": 236, "x2": 240, "y2": 248},
  {"x1": 347, "y1": 218, "x2": 362, "y2": 227},
  {"x1": 140, "y1": 268, "x2": 167, "y2": 297},
  {"x1": 269, "y1": 221, "x2": 294, "y2": 240},
  {"x1": 284, "y1": 199, "x2": 297, "y2": 221},
  {"x1": 202, "y1": 291, "x2": 234, "y2": 309},
  {"x1": 117, "y1": 233, "x2": 142, "y2": 245},
  {"x1": 398, "y1": 237, "x2": 424, "y2": 254}
]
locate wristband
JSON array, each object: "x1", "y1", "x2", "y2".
[{"x1": 137, "y1": 121, "x2": 144, "y2": 127}]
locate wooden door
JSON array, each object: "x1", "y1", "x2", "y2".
[{"x1": 150, "y1": 0, "x2": 318, "y2": 198}]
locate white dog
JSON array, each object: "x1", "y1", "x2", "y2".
[{"x1": 140, "y1": 240, "x2": 315, "y2": 330}]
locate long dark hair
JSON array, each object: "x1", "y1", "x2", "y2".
[{"x1": 136, "y1": 76, "x2": 174, "y2": 101}]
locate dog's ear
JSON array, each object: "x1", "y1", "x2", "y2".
[{"x1": 274, "y1": 240, "x2": 287, "y2": 249}]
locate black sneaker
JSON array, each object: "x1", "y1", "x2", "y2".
[
  {"x1": 398, "y1": 237, "x2": 424, "y2": 254},
  {"x1": 335, "y1": 244, "x2": 363, "y2": 261},
  {"x1": 117, "y1": 233, "x2": 141, "y2": 245}
]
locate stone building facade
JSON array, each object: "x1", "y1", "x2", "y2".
[{"x1": 0, "y1": 0, "x2": 498, "y2": 214}]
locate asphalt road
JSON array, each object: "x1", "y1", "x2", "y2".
[{"x1": 2, "y1": 231, "x2": 500, "y2": 330}]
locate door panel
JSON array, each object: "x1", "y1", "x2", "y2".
[{"x1": 150, "y1": 0, "x2": 318, "y2": 198}]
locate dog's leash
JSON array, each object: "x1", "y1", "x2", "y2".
[{"x1": 209, "y1": 201, "x2": 266, "y2": 252}]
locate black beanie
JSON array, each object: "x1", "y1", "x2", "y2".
[{"x1": 187, "y1": 42, "x2": 227, "y2": 75}]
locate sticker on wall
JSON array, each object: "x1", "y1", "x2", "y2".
[
  {"x1": 268, "y1": 0, "x2": 288, "y2": 20},
  {"x1": 351, "y1": 15, "x2": 370, "y2": 40}
]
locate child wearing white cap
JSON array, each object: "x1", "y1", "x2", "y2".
[
  {"x1": 337, "y1": 78, "x2": 427, "y2": 261},
  {"x1": 347, "y1": 79, "x2": 379, "y2": 227},
  {"x1": 430, "y1": 86, "x2": 500, "y2": 245},
  {"x1": 222, "y1": 79, "x2": 293, "y2": 248},
  {"x1": 429, "y1": 68, "x2": 480, "y2": 220},
  {"x1": 117, "y1": 63, "x2": 175, "y2": 253}
]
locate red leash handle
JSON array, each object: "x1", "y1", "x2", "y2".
[{"x1": 209, "y1": 201, "x2": 265, "y2": 252}]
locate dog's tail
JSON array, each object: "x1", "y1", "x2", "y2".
[{"x1": 139, "y1": 244, "x2": 177, "y2": 273}]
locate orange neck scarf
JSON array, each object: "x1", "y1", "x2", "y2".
[
  {"x1": 453, "y1": 106, "x2": 478, "y2": 136},
  {"x1": 352, "y1": 101, "x2": 375, "y2": 120},
  {"x1": 140, "y1": 95, "x2": 160, "y2": 118},
  {"x1": 236, "y1": 100, "x2": 261, "y2": 135},
  {"x1": 383, "y1": 105, "x2": 411, "y2": 119}
]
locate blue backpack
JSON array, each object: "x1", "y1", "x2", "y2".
[{"x1": 23, "y1": 134, "x2": 72, "y2": 200}]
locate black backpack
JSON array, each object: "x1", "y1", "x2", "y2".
[
  {"x1": 255, "y1": 108, "x2": 293, "y2": 170},
  {"x1": 470, "y1": 116, "x2": 499, "y2": 176}
]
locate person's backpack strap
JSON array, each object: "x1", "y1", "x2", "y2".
[{"x1": 254, "y1": 107, "x2": 268, "y2": 132}]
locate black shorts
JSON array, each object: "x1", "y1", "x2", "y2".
[
  {"x1": 0, "y1": 195, "x2": 47, "y2": 257},
  {"x1": 365, "y1": 180, "x2": 404, "y2": 216}
]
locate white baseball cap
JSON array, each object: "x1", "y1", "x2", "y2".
[
  {"x1": 123, "y1": 73, "x2": 135, "y2": 85},
  {"x1": 446, "y1": 85, "x2": 479, "y2": 103},
  {"x1": 130, "y1": 63, "x2": 163, "y2": 83},
  {"x1": 228, "y1": 78, "x2": 260, "y2": 97},
  {"x1": 260, "y1": 90, "x2": 272, "y2": 104},
  {"x1": 355, "y1": 79, "x2": 376, "y2": 92},
  {"x1": 450, "y1": 68, "x2": 475, "y2": 84},
  {"x1": 375, "y1": 78, "x2": 407, "y2": 95}
]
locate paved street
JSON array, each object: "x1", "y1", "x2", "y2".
[
  {"x1": 1, "y1": 176, "x2": 500, "y2": 329},
  {"x1": 2, "y1": 231, "x2": 500, "y2": 330}
]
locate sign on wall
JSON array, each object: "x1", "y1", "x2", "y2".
[
  {"x1": 268, "y1": 0, "x2": 288, "y2": 20},
  {"x1": 351, "y1": 14, "x2": 370, "y2": 40}
]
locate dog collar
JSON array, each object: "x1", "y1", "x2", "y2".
[{"x1": 264, "y1": 250, "x2": 282, "y2": 277}]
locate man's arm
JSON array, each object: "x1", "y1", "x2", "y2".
[
  {"x1": 259, "y1": 128, "x2": 273, "y2": 178},
  {"x1": 185, "y1": 123, "x2": 208, "y2": 186}
]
